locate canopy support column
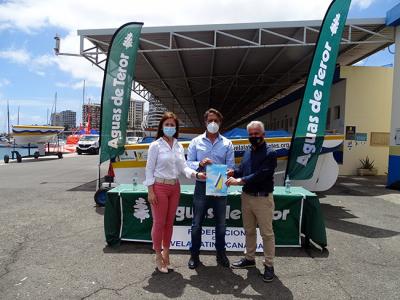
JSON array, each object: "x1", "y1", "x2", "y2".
[{"x1": 387, "y1": 4, "x2": 400, "y2": 187}]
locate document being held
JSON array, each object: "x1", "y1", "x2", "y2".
[{"x1": 206, "y1": 164, "x2": 228, "y2": 196}]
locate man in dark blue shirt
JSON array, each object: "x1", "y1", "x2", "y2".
[{"x1": 226, "y1": 120, "x2": 277, "y2": 282}]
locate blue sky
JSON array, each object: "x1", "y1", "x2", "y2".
[{"x1": 0, "y1": 0, "x2": 399, "y2": 133}]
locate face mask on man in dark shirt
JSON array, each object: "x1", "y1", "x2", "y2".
[{"x1": 249, "y1": 136, "x2": 263, "y2": 147}]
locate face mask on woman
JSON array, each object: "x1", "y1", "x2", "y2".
[
  {"x1": 207, "y1": 122, "x2": 219, "y2": 134},
  {"x1": 163, "y1": 126, "x2": 176, "y2": 137}
]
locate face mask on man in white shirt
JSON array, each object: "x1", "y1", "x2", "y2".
[{"x1": 207, "y1": 122, "x2": 219, "y2": 134}]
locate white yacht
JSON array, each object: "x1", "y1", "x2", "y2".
[{"x1": 0, "y1": 136, "x2": 11, "y2": 148}]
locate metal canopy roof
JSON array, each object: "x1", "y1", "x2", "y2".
[{"x1": 77, "y1": 18, "x2": 394, "y2": 128}]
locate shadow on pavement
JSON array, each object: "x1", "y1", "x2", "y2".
[
  {"x1": 321, "y1": 203, "x2": 400, "y2": 238},
  {"x1": 103, "y1": 241, "x2": 154, "y2": 255},
  {"x1": 68, "y1": 179, "x2": 98, "y2": 191},
  {"x1": 276, "y1": 245, "x2": 329, "y2": 259},
  {"x1": 188, "y1": 265, "x2": 292, "y2": 299},
  {"x1": 68, "y1": 177, "x2": 110, "y2": 192},
  {"x1": 242, "y1": 268, "x2": 293, "y2": 300},
  {"x1": 143, "y1": 265, "x2": 293, "y2": 299},
  {"x1": 319, "y1": 175, "x2": 400, "y2": 198},
  {"x1": 144, "y1": 270, "x2": 186, "y2": 298}
]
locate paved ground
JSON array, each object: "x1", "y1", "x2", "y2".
[{"x1": 0, "y1": 155, "x2": 399, "y2": 299}]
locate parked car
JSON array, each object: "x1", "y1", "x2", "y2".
[
  {"x1": 76, "y1": 134, "x2": 99, "y2": 155},
  {"x1": 126, "y1": 136, "x2": 142, "y2": 145}
]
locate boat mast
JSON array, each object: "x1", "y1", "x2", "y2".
[
  {"x1": 82, "y1": 80, "x2": 86, "y2": 126},
  {"x1": 54, "y1": 92, "x2": 57, "y2": 115},
  {"x1": 50, "y1": 92, "x2": 57, "y2": 126},
  {"x1": 7, "y1": 100, "x2": 10, "y2": 136}
]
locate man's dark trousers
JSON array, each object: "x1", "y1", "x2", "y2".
[{"x1": 190, "y1": 181, "x2": 227, "y2": 254}]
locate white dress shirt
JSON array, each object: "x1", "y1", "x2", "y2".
[{"x1": 143, "y1": 137, "x2": 196, "y2": 186}]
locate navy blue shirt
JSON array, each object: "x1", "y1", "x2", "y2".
[{"x1": 234, "y1": 142, "x2": 277, "y2": 194}]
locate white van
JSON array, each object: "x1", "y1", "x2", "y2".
[{"x1": 76, "y1": 134, "x2": 100, "y2": 155}]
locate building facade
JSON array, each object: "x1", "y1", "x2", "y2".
[
  {"x1": 259, "y1": 66, "x2": 393, "y2": 176},
  {"x1": 50, "y1": 113, "x2": 61, "y2": 127},
  {"x1": 146, "y1": 100, "x2": 166, "y2": 128},
  {"x1": 82, "y1": 103, "x2": 101, "y2": 130},
  {"x1": 60, "y1": 110, "x2": 76, "y2": 129},
  {"x1": 128, "y1": 99, "x2": 145, "y2": 130},
  {"x1": 51, "y1": 110, "x2": 76, "y2": 129}
]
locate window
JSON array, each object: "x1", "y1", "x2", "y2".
[{"x1": 334, "y1": 105, "x2": 340, "y2": 120}]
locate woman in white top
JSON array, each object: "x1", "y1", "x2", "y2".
[{"x1": 143, "y1": 112, "x2": 206, "y2": 273}]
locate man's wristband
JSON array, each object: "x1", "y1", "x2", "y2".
[{"x1": 196, "y1": 172, "x2": 199, "y2": 179}]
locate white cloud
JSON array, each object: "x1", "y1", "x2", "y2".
[
  {"x1": 0, "y1": 48, "x2": 56, "y2": 76},
  {"x1": 0, "y1": 0, "x2": 377, "y2": 93},
  {"x1": 29, "y1": 54, "x2": 58, "y2": 76},
  {"x1": 1, "y1": 96, "x2": 82, "y2": 109},
  {"x1": 0, "y1": 1, "x2": 321, "y2": 35},
  {"x1": 0, "y1": 0, "x2": 377, "y2": 34},
  {"x1": 55, "y1": 82, "x2": 69, "y2": 88},
  {"x1": 34, "y1": 70, "x2": 46, "y2": 76},
  {"x1": 0, "y1": 48, "x2": 30, "y2": 64},
  {"x1": 352, "y1": 0, "x2": 374, "y2": 9},
  {"x1": 0, "y1": 78, "x2": 11, "y2": 87},
  {"x1": 8, "y1": 112, "x2": 44, "y2": 126},
  {"x1": 53, "y1": 33, "x2": 104, "y2": 88},
  {"x1": 56, "y1": 79, "x2": 100, "y2": 90},
  {"x1": 25, "y1": 0, "x2": 336, "y2": 90},
  {"x1": 32, "y1": 54, "x2": 57, "y2": 68}
]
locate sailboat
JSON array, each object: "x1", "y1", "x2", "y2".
[
  {"x1": 12, "y1": 125, "x2": 64, "y2": 145},
  {"x1": 11, "y1": 93, "x2": 64, "y2": 146},
  {"x1": 0, "y1": 136, "x2": 11, "y2": 147}
]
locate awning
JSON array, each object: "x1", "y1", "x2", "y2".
[{"x1": 77, "y1": 18, "x2": 394, "y2": 128}]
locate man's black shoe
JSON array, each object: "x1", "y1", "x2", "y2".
[
  {"x1": 216, "y1": 251, "x2": 230, "y2": 267},
  {"x1": 263, "y1": 266, "x2": 275, "y2": 282},
  {"x1": 231, "y1": 258, "x2": 256, "y2": 269},
  {"x1": 188, "y1": 255, "x2": 200, "y2": 269}
]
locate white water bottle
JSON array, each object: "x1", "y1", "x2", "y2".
[
  {"x1": 132, "y1": 172, "x2": 138, "y2": 190},
  {"x1": 285, "y1": 176, "x2": 291, "y2": 193}
]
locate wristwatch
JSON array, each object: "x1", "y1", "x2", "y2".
[{"x1": 196, "y1": 172, "x2": 200, "y2": 179}]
